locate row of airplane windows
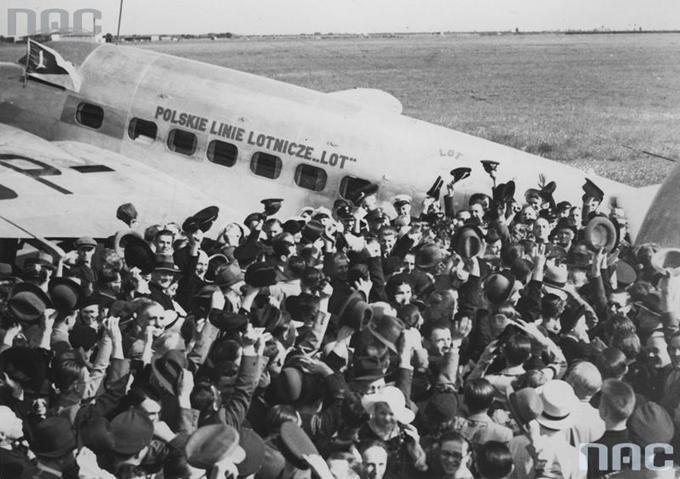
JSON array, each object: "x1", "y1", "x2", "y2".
[{"x1": 75, "y1": 102, "x2": 371, "y2": 197}]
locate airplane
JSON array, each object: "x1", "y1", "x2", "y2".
[{"x1": 0, "y1": 40, "x2": 670, "y2": 257}]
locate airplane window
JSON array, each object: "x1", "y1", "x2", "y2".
[
  {"x1": 207, "y1": 140, "x2": 238, "y2": 167},
  {"x1": 340, "y1": 176, "x2": 371, "y2": 199},
  {"x1": 168, "y1": 129, "x2": 197, "y2": 156},
  {"x1": 295, "y1": 164, "x2": 327, "y2": 191},
  {"x1": 128, "y1": 118, "x2": 157, "y2": 142},
  {"x1": 76, "y1": 103, "x2": 104, "y2": 129},
  {"x1": 250, "y1": 152, "x2": 281, "y2": 179}
]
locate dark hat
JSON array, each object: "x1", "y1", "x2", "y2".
[
  {"x1": 238, "y1": 428, "x2": 266, "y2": 477},
  {"x1": 337, "y1": 291, "x2": 373, "y2": 331},
  {"x1": 8, "y1": 282, "x2": 52, "y2": 323},
  {"x1": 415, "y1": 244, "x2": 445, "y2": 269},
  {"x1": 244, "y1": 212, "x2": 266, "y2": 227},
  {"x1": 278, "y1": 422, "x2": 319, "y2": 470},
  {"x1": 367, "y1": 314, "x2": 404, "y2": 353},
  {"x1": 614, "y1": 261, "x2": 637, "y2": 291},
  {"x1": 209, "y1": 311, "x2": 248, "y2": 332},
  {"x1": 493, "y1": 181, "x2": 516, "y2": 204},
  {"x1": 193, "y1": 284, "x2": 219, "y2": 301},
  {"x1": 205, "y1": 254, "x2": 229, "y2": 283},
  {"x1": 245, "y1": 262, "x2": 277, "y2": 287},
  {"x1": 348, "y1": 182, "x2": 379, "y2": 207},
  {"x1": 79, "y1": 416, "x2": 114, "y2": 454},
  {"x1": 350, "y1": 356, "x2": 387, "y2": 381},
  {"x1": 255, "y1": 444, "x2": 286, "y2": 479},
  {"x1": 540, "y1": 181, "x2": 557, "y2": 202},
  {"x1": 214, "y1": 262, "x2": 244, "y2": 288},
  {"x1": 525, "y1": 188, "x2": 541, "y2": 202},
  {"x1": 282, "y1": 219, "x2": 304, "y2": 235},
  {"x1": 507, "y1": 387, "x2": 543, "y2": 426},
  {"x1": 481, "y1": 160, "x2": 499, "y2": 174},
  {"x1": 0, "y1": 346, "x2": 46, "y2": 391},
  {"x1": 450, "y1": 167, "x2": 472, "y2": 184},
  {"x1": 183, "y1": 206, "x2": 220, "y2": 233},
  {"x1": 556, "y1": 201, "x2": 572, "y2": 212},
  {"x1": 75, "y1": 236, "x2": 97, "y2": 250},
  {"x1": 233, "y1": 242, "x2": 264, "y2": 266},
  {"x1": 566, "y1": 244, "x2": 592, "y2": 269},
  {"x1": 124, "y1": 235, "x2": 155, "y2": 274},
  {"x1": 185, "y1": 424, "x2": 244, "y2": 470},
  {"x1": 628, "y1": 401, "x2": 674, "y2": 446},
  {"x1": 425, "y1": 390, "x2": 460, "y2": 423},
  {"x1": 582, "y1": 178, "x2": 604, "y2": 201},
  {"x1": 560, "y1": 304, "x2": 586, "y2": 333},
  {"x1": 453, "y1": 225, "x2": 485, "y2": 259},
  {"x1": 484, "y1": 271, "x2": 517, "y2": 305},
  {"x1": 154, "y1": 254, "x2": 180, "y2": 274},
  {"x1": 301, "y1": 220, "x2": 324, "y2": 243},
  {"x1": 0, "y1": 263, "x2": 18, "y2": 282},
  {"x1": 274, "y1": 367, "x2": 304, "y2": 403},
  {"x1": 151, "y1": 349, "x2": 188, "y2": 396},
  {"x1": 48, "y1": 277, "x2": 83, "y2": 313},
  {"x1": 23, "y1": 251, "x2": 55, "y2": 270},
  {"x1": 261, "y1": 198, "x2": 283, "y2": 216},
  {"x1": 538, "y1": 208, "x2": 557, "y2": 222},
  {"x1": 116, "y1": 202, "x2": 138, "y2": 225},
  {"x1": 584, "y1": 215, "x2": 619, "y2": 253},
  {"x1": 554, "y1": 218, "x2": 576, "y2": 237},
  {"x1": 333, "y1": 199, "x2": 354, "y2": 219},
  {"x1": 110, "y1": 408, "x2": 154, "y2": 455},
  {"x1": 69, "y1": 324, "x2": 98, "y2": 350},
  {"x1": 29, "y1": 416, "x2": 76, "y2": 458}
]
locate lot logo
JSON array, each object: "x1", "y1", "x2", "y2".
[
  {"x1": 4, "y1": 7, "x2": 102, "y2": 36},
  {"x1": 579, "y1": 443, "x2": 674, "y2": 472}
]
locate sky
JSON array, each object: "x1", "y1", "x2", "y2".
[{"x1": 3, "y1": 0, "x2": 680, "y2": 36}]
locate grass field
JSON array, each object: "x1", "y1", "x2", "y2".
[{"x1": 2, "y1": 33, "x2": 680, "y2": 186}]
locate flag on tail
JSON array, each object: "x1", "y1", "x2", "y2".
[{"x1": 20, "y1": 39, "x2": 82, "y2": 92}]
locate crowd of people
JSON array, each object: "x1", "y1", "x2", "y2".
[{"x1": 0, "y1": 162, "x2": 679, "y2": 479}]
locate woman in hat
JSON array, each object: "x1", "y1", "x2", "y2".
[{"x1": 357, "y1": 386, "x2": 427, "y2": 478}]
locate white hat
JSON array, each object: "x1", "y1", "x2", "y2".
[
  {"x1": 392, "y1": 194, "x2": 412, "y2": 207},
  {"x1": 361, "y1": 386, "x2": 415, "y2": 424},
  {"x1": 536, "y1": 380, "x2": 578, "y2": 431}
]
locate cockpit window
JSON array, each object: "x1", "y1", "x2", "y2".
[{"x1": 76, "y1": 103, "x2": 104, "y2": 129}]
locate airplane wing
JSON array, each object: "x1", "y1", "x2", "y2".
[
  {"x1": 327, "y1": 88, "x2": 403, "y2": 115},
  {"x1": 0, "y1": 124, "x2": 223, "y2": 238}
]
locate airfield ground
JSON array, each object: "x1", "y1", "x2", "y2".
[{"x1": 2, "y1": 33, "x2": 679, "y2": 186}]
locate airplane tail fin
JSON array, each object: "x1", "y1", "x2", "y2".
[{"x1": 19, "y1": 39, "x2": 82, "y2": 92}]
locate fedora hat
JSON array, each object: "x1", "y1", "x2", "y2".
[
  {"x1": 507, "y1": 387, "x2": 544, "y2": 426},
  {"x1": 361, "y1": 386, "x2": 415, "y2": 424},
  {"x1": 536, "y1": 380, "x2": 578, "y2": 431},
  {"x1": 415, "y1": 243, "x2": 445, "y2": 269},
  {"x1": 450, "y1": 167, "x2": 472, "y2": 184},
  {"x1": 150, "y1": 349, "x2": 188, "y2": 396},
  {"x1": 124, "y1": 235, "x2": 155, "y2": 274},
  {"x1": 245, "y1": 262, "x2": 277, "y2": 287},
  {"x1": 349, "y1": 356, "x2": 387, "y2": 382},
  {"x1": 301, "y1": 220, "x2": 324, "y2": 244},
  {"x1": 542, "y1": 263, "x2": 568, "y2": 299},
  {"x1": 585, "y1": 215, "x2": 619, "y2": 253},
  {"x1": 261, "y1": 198, "x2": 283, "y2": 216},
  {"x1": 48, "y1": 277, "x2": 83, "y2": 313},
  {"x1": 214, "y1": 262, "x2": 244, "y2": 288},
  {"x1": 153, "y1": 254, "x2": 180, "y2": 274},
  {"x1": 185, "y1": 424, "x2": 245, "y2": 470},
  {"x1": 453, "y1": 225, "x2": 485, "y2": 259},
  {"x1": 337, "y1": 291, "x2": 373, "y2": 331},
  {"x1": 484, "y1": 271, "x2": 517, "y2": 305},
  {"x1": 493, "y1": 181, "x2": 516, "y2": 204},
  {"x1": 367, "y1": 314, "x2": 404, "y2": 353},
  {"x1": 8, "y1": 283, "x2": 53, "y2": 323}
]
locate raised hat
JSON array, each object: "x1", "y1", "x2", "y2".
[
  {"x1": 628, "y1": 401, "x2": 674, "y2": 446},
  {"x1": 205, "y1": 253, "x2": 229, "y2": 283},
  {"x1": 507, "y1": 387, "x2": 544, "y2": 426},
  {"x1": 582, "y1": 178, "x2": 604, "y2": 201},
  {"x1": 238, "y1": 428, "x2": 266, "y2": 477},
  {"x1": 48, "y1": 277, "x2": 83, "y2": 313},
  {"x1": 337, "y1": 291, "x2": 373, "y2": 331},
  {"x1": 274, "y1": 367, "x2": 304, "y2": 403},
  {"x1": 493, "y1": 181, "x2": 516, "y2": 204},
  {"x1": 484, "y1": 271, "x2": 517, "y2": 305},
  {"x1": 367, "y1": 314, "x2": 404, "y2": 353},
  {"x1": 185, "y1": 206, "x2": 220, "y2": 233},
  {"x1": 75, "y1": 236, "x2": 97, "y2": 250},
  {"x1": 209, "y1": 311, "x2": 248, "y2": 332},
  {"x1": 261, "y1": 198, "x2": 283, "y2": 216},
  {"x1": 536, "y1": 380, "x2": 578, "y2": 430},
  {"x1": 332, "y1": 199, "x2": 353, "y2": 220},
  {"x1": 69, "y1": 324, "x2": 98, "y2": 350},
  {"x1": 585, "y1": 215, "x2": 619, "y2": 253},
  {"x1": 481, "y1": 160, "x2": 499, "y2": 174},
  {"x1": 29, "y1": 416, "x2": 76, "y2": 458},
  {"x1": 245, "y1": 262, "x2": 277, "y2": 287},
  {"x1": 214, "y1": 262, "x2": 244, "y2": 288},
  {"x1": 450, "y1": 167, "x2": 472, "y2": 184},
  {"x1": 278, "y1": 422, "x2": 319, "y2": 470},
  {"x1": 116, "y1": 202, "x2": 138, "y2": 225},
  {"x1": 8, "y1": 282, "x2": 52, "y2": 323},
  {"x1": 348, "y1": 182, "x2": 379, "y2": 207},
  {"x1": 150, "y1": 349, "x2": 188, "y2": 396},
  {"x1": 453, "y1": 225, "x2": 485, "y2": 259},
  {"x1": 124, "y1": 235, "x2": 155, "y2": 274},
  {"x1": 282, "y1": 218, "x2": 304, "y2": 234},
  {"x1": 244, "y1": 212, "x2": 266, "y2": 227},
  {"x1": 185, "y1": 424, "x2": 244, "y2": 470}
]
